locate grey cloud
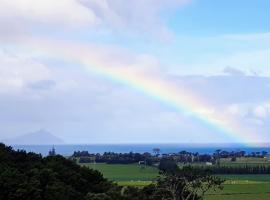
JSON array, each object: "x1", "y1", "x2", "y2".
[
  {"x1": 176, "y1": 75, "x2": 270, "y2": 104},
  {"x1": 223, "y1": 66, "x2": 246, "y2": 76},
  {"x1": 28, "y1": 80, "x2": 56, "y2": 90}
]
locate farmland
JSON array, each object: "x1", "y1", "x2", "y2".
[
  {"x1": 83, "y1": 163, "x2": 270, "y2": 199},
  {"x1": 81, "y1": 163, "x2": 159, "y2": 181},
  {"x1": 205, "y1": 182, "x2": 270, "y2": 200}
]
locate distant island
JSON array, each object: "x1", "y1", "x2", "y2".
[{"x1": 3, "y1": 130, "x2": 65, "y2": 145}]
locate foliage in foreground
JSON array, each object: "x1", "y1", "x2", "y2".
[{"x1": 0, "y1": 143, "x2": 121, "y2": 200}]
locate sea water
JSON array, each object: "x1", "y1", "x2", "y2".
[{"x1": 11, "y1": 143, "x2": 270, "y2": 156}]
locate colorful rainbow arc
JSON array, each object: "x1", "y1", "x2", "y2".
[
  {"x1": 81, "y1": 64, "x2": 259, "y2": 145},
  {"x1": 26, "y1": 39, "x2": 263, "y2": 146}
]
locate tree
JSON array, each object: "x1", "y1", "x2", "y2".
[
  {"x1": 155, "y1": 167, "x2": 224, "y2": 200},
  {"x1": 158, "y1": 157, "x2": 178, "y2": 173},
  {"x1": 0, "y1": 143, "x2": 123, "y2": 200},
  {"x1": 48, "y1": 146, "x2": 56, "y2": 156},
  {"x1": 153, "y1": 148, "x2": 161, "y2": 157},
  {"x1": 85, "y1": 193, "x2": 111, "y2": 200},
  {"x1": 262, "y1": 151, "x2": 268, "y2": 157},
  {"x1": 231, "y1": 157, "x2": 236, "y2": 162},
  {"x1": 214, "y1": 149, "x2": 221, "y2": 166}
]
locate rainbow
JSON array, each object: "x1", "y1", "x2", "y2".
[
  {"x1": 25, "y1": 39, "x2": 263, "y2": 146},
  {"x1": 82, "y1": 64, "x2": 259, "y2": 145}
]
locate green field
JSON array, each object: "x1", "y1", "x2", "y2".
[
  {"x1": 205, "y1": 182, "x2": 270, "y2": 200},
  {"x1": 82, "y1": 163, "x2": 159, "y2": 181},
  {"x1": 220, "y1": 174, "x2": 270, "y2": 182},
  {"x1": 207, "y1": 175, "x2": 270, "y2": 200},
  {"x1": 83, "y1": 163, "x2": 270, "y2": 199}
]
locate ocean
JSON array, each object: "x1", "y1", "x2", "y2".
[{"x1": 11, "y1": 144, "x2": 270, "y2": 156}]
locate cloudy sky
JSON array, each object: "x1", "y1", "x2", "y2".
[{"x1": 1, "y1": 0, "x2": 270, "y2": 144}]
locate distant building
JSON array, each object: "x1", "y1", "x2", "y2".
[
  {"x1": 48, "y1": 146, "x2": 56, "y2": 156},
  {"x1": 205, "y1": 162, "x2": 213, "y2": 166},
  {"x1": 138, "y1": 160, "x2": 146, "y2": 168}
]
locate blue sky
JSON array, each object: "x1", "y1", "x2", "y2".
[
  {"x1": 168, "y1": 0, "x2": 270, "y2": 35},
  {"x1": 0, "y1": 0, "x2": 270, "y2": 144}
]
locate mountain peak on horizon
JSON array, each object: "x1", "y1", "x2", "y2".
[{"x1": 4, "y1": 130, "x2": 65, "y2": 145}]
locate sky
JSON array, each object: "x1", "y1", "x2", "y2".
[{"x1": 0, "y1": 0, "x2": 270, "y2": 144}]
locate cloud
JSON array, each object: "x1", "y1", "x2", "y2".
[
  {"x1": 253, "y1": 102, "x2": 270, "y2": 119},
  {"x1": 27, "y1": 80, "x2": 56, "y2": 90},
  {"x1": 224, "y1": 104, "x2": 249, "y2": 117},
  {"x1": 0, "y1": 48, "x2": 52, "y2": 94},
  {"x1": 221, "y1": 101, "x2": 270, "y2": 129},
  {"x1": 223, "y1": 66, "x2": 246, "y2": 76},
  {"x1": 0, "y1": 0, "x2": 98, "y2": 27},
  {"x1": 173, "y1": 75, "x2": 270, "y2": 105},
  {"x1": 254, "y1": 106, "x2": 268, "y2": 118},
  {"x1": 0, "y1": 0, "x2": 191, "y2": 40},
  {"x1": 80, "y1": 0, "x2": 190, "y2": 39},
  {"x1": 219, "y1": 50, "x2": 270, "y2": 75},
  {"x1": 167, "y1": 32, "x2": 270, "y2": 76}
]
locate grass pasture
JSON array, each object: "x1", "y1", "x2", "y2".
[
  {"x1": 205, "y1": 182, "x2": 270, "y2": 200},
  {"x1": 82, "y1": 163, "x2": 158, "y2": 181},
  {"x1": 83, "y1": 163, "x2": 270, "y2": 199},
  {"x1": 212, "y1": 175, "x2": 270, "y2": 200}
]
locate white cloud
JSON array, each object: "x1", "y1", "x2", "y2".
[
  {"x1": 221, "y1": 102, "x2": 270, "y2": 129},
  {"x1": 0, "y1": 49, "x2": 52, "y2": 93},
  {"x1": 0, "y1": 34, "x2": 165, "y2": 98},
  {"x1": 254, "y1": 106, "x2": 268, "y2": 118},
  {"x1": 80, "y1": 0, "x2": 190, "y2": 39},
  {"x1": 253, "y1": 102, "x2": 270, "y2": 119},
  {"x1": 0, "y1": 0, "x2": 191, "y2": 40},
  {"x1": 225, "y1": 104, "x2": 246, "y2": 116},
  {"x1": 0, "y1": 0, "x2": 98, "y2": 27},
  {"x1": 218, "y1": 50, "x2": 270, "y2": 74}
]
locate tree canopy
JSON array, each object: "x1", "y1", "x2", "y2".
[{"x1": 0, "y1": 143, "x2": 122, "y2": 200}]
